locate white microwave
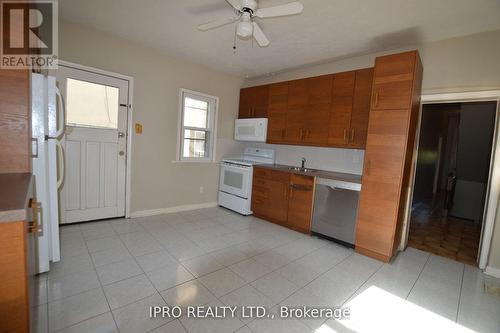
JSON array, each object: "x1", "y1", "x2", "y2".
[{"x1": 234, "y1": 118, "x2": 268, "y2": 142}]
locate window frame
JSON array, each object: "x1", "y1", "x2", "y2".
[{"x1": 176, "y1": 88, "x2": 219, "y2": 162}]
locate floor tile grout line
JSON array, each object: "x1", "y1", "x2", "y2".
[
  {"x1": 82, "y1": 228, "x2": 122, "y2": 333},
  {"x1": 404, "y1": 252, "x2": 431, "y2": 300},
  {"x1": 340, "y1": 260, "x2": 386, "y2": 308},
  {"x1": 455, "y1": 263, "x2": 466, "y2": 323}
]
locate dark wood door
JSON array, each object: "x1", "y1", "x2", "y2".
[
  {"x1": 238, "y1": 87, "x2": 254, "y2": 118},
  {"x1": 287, "y1": 174, "x2": 314, "y2": 233},
  {"x1": 252, "y1": 168, "x2": 289, "y2": 224},
  {"x1": 328, "y1": 72, "x2": 355, "y2": 146},
  {"x1": 371, "y1": 52, "x2": 416, "y2": 111},
  {"x1": 285, "y1": 79, "x2": 308, "y2": 143},
  {"x1": 238, "y1": 86, "x2": 269, "y2": 118},
  {"x1": 356, "y1": 110, "x2": 408, "y2": 258},
  {"x1": 303, "y1": 75, "x2": 333, "y2": 145},
  {"x1": 349, "y1": 68, "x2": 374, "y2": 148},
  {"x1": 267, "y1": 82, "x2": 289, "y2": 143},
  {"x1": 253, "y1": 85, "x2": 269, "y2": 118}
]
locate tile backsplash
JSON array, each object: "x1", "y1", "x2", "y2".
[{"x1": 248, "y1": 143, "x2": 365, "y2": 175}]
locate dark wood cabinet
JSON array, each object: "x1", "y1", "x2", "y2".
[
  {"x1": 240, "y1": 68, "x2": 373, "y2": 149},
  {"x1": 267, "y1": 82, "x2": 289, "y2": 143},
  {"x1": 287, "y1": 174, "x2": 315, "y2": 233},
  {"x1": 238, "y1": 85, "x2": 269, "y2": 118},
  {"x1": 252, "y1": 168, "x2": 289, "y2": 224},
  {"x1": 303, "y1": 75, "x2": 333, "y2": 145},
  {"x1": 350, "y1": 68, "x2": 374, "y2": 148},
  {"x1": 329, "y1": 71, "x2": 355, "y2": 146},
  {"x1": 252, "y1": 167, "x2": 314, "y2": 234},
  {"x1": 355, "y1": 51, "x2": 423, "y2": 262}
]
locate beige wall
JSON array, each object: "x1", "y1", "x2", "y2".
[
  {"x1": 59, "y1": 21, "x2": 244, "y2": 214},
  {"x1": 245, "y1": 29, "x2": 500, "y2": 95},
  {"x1": 245, "y1": 29, "x2": 500, "y2": 272}
]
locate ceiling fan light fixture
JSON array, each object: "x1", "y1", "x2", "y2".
[{"x1": 236, "y1": 13, "x2": 253, "y2": 38}]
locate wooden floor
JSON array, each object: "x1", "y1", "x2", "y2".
[{"x1": 408, "y1": 201, "x2": 481, "y2": 266}]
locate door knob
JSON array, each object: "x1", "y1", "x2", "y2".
[
  {"x1": 119, "y1": 151, "x2": 125, "y2": 156},
  {"x1": 118, "y1": 132, "x2": 125, "y2": 138}
]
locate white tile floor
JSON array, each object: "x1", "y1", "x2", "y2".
[{"x1": 32, "y1": 207, "x2": 500, "y2": 333}]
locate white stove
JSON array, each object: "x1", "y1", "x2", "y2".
[{"x1": 219, "y1": 148, "x2": 276, "y2": 215}]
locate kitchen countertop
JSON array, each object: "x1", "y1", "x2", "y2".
[
  {"x1": 0, "y1": 173, "x2": 33, "y2": 223},
  {"x1": 255, "y1": 164, "x2": 362, "y2": 184}
]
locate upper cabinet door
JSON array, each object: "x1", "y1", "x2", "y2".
[
  {"x1": 238, "y1": 86, "x2": 269, "y2": 118},
  {"x1": 349, "y1": 68, "x2": 374, "y2": 148},
  {"x1": 328, "y1": 71, "x2": 355, "y2": 146},
  {"x1": 238, "y1": 87, "x2": 253, "y2": 118},
  {"x1": 303, "y1": 75, "x2": 333, "y2": 145},
  {"x1": 371, "y1": 52, "x2": 416, "y2": 110},
  {"x1": 285, "y1": 79, "x2": 308, "y2": 143},
  {"x1": 267, "y1": 82, "x2": 289, "y2": 143}
]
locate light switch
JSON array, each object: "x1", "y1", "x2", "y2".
[{"x1": 135, "y1": 123, "x2": 143, "y2": 134}]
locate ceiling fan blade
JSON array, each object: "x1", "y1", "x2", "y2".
[
  {"x1": 255, "y1": 1, "x2": 304, "y2": 18},
  {"x1": 225, "y1": 0, "x2": 242, "y2": 11},
  {"x1": 253, "y1": 22, "x2": 270, "y2": 47},
  {"x1": 198, "y1": 16, "x2": 239, "y2": 31}
]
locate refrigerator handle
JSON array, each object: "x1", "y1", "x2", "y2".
[
  {"x1": 56, "y1": 140, "x2": 65, "y2": 189},
  {"x1": 55, "y1": 87, "x2": 66, "y2": 139}
]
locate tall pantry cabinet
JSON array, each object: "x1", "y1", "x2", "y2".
[{"x1": 355, "y1": 51, "x2": 423, "y2": 262}]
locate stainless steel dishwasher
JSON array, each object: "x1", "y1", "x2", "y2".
[{"x1": 311, "y1": 178, "x2": 362, "y2": 247}]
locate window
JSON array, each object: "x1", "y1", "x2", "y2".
[
  {"x1": 66, "y1": 78, "x2": 119, "y2": 129},
  {"x1": 178, "y1": 89, "x2": 218, "y2": 161}
]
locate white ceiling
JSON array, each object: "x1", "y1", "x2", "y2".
[{"x1": 59, "y1": 0, "x2": 500, "y2": 78}]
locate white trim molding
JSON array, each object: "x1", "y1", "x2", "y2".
[
  {"x1": 485, "y1": 266, "x2": 500, "y2": 279},
  {"x1": 417, "y1": 90, "x2": 500, "y2": 270},
  {"x1": 130, "y1": 202, "x2": 219, "y2": 218}
]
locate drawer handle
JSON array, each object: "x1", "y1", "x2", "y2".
[{"x1": 350, "y1": 129, "x2": 355, "y2": 142}]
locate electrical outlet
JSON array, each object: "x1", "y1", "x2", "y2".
[
  {"x1": 199, "y1": 186, "x2": 204, "y2": 193},
  {"x1": 135, "y1": 123, "x2": 143, "y2": 134}
]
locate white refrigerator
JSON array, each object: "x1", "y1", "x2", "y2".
[{"x1": 31, "y1": 73, "x2": 64, "y2": 273}]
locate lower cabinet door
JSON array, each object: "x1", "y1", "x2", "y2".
[
  {"x1": 287, "y1": 175, "x2": 314, "y2": 233},
  {"x1": 252, "y1": 178, "x2": 288, "y2": 224}
]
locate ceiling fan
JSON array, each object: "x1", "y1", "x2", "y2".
[{"x1": 197, "y1": 0, "x2": 304, "y2": 47}]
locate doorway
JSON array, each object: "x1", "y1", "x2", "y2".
[
  {"x1": 57, "y1": 64, "x2": 131, "y2": 224},
  {"x1": 408, "y1": 101, "x2": 497, "y2": 265}
]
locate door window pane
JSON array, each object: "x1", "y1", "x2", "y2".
[{"x1": 66, "y1": 78, "x2": 119, "y2": 129}]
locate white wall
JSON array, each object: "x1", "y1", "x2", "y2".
[{"x1": 59, "y1": 20, "x2": 244, "y2": 215}]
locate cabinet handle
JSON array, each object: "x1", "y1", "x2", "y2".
[
  {"x1": 343, "y1": 129, "x2": 347, "y2": 142},
  {"x1": 350, "y1": 129, "x2": 355, "y2": 142},
  {"x1": 374, "y1": 92, "x2": 379, "y2": 107}
]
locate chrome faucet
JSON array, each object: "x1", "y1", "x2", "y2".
[{"x1": 301, "y1": 157, "x2": 306, "y2": 170}]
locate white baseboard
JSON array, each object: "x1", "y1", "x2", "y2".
[
  {"x1": 130, "y1": 202, "x2": 218, "y2": 218},
  {"x1": 485, "y1": 266, "x2": 500, "y2": 278}
]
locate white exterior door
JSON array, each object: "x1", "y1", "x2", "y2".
[{"x1": 57, "y1": 65, "x2": 129, "y2": 224}]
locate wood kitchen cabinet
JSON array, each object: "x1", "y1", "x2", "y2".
[
  {"x1": 252, "y1": 168, "x2": 290, "y2": 224},
  {"x1": 355, "y1": 51, "x2": 423, "y2": 262},
  {"x1": 252, "y1": 167, "x2": 314, "y2": 234},
  {"x1": 328, "y1": 69, "x2": 374, "y2": 148},
  {"x1": 267, "y1": 82, "x2": 289, "y2": 143},
  {"x1": 238, "y1": 85, "x2": 269, "y2": 118},
  {"x1": 303, "y1": 75, "x2": 334, "y2": 145},
  {"x1": 287, "y1": 174, "x2": 315, "y2": 233},
  {"x1": 240, "y1": 68, "x2": 373, "y2": 149},
  {"x1": 0, "y1": 174, "x2": 38, "y2": 333},
  {"x1": 0, "y1": 69, "x2": 31, "y2": 173}
]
